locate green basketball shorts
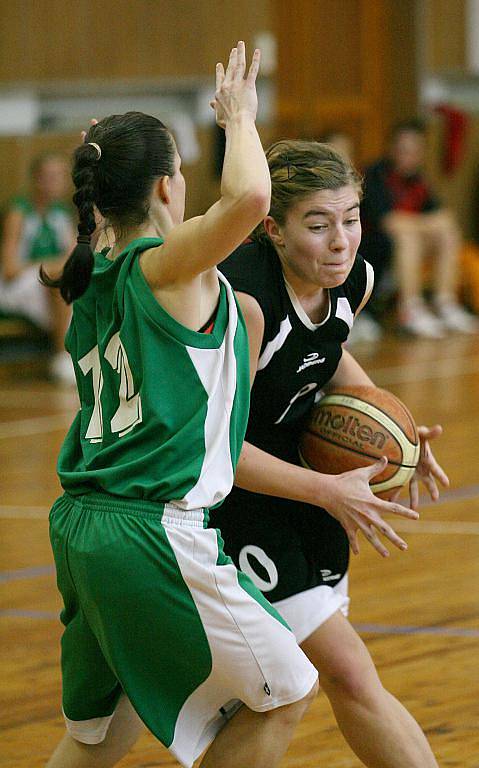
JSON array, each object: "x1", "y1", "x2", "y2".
[{"x1": 49, "y1": 492, "x2": 318, "y2": 767}]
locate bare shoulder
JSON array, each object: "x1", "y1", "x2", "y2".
[
  {"x1": 139, "y1": 216, "x2": 203, "y2": 289},
  {"x1": 236, "y1": 291, "x2": 265, "y2": 333}
]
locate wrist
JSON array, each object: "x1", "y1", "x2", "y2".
[
  {"x1": 302, "y1": 468, "x2": 336, "y2": 509},
  {"x1": 225, "y1": 111, "x2": 257, "y2": 128}
]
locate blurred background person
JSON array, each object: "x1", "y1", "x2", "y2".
[
  {"x1": 319, "y1": 130, "x2": 385, "y2": 344},
  {"x1": 319, "y1": 130, "x2": 355, "y2": 164},
  {"x1": 360, "y1": 119, "x2": 478, "y2": 339},
  {"x1": 0, "y1": 152, "x2": 76, "y2": 382}
]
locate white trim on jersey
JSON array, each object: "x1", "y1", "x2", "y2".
[
  {"x1": 179, "y1": 274, "x2": 238, "y2": 510},
  {"x1": 284, "y1": 278, "x2": 332, "y2": 330},
  {"x1": 335, "y1": 297, "x2": 354, "y2": 329},
  {"x1": 355, "y1": 259, "x2": 375, "y2": 316},
  {"x1": 257, "y1": 315, "x2": 293, "y2": 371}
]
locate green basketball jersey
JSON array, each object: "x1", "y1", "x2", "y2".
[
  {"x1": 9, "y1": 195, "x2": 72, "y2": 263},
  {"x1": 58, "y1": 237, "x2": 250, "y2": 512}
]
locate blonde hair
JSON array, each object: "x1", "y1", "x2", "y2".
[{"x1": 253, "y1": 139, "x2": 363, "y2": 241}]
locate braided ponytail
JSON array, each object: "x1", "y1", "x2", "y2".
[{"x1": 40, "y1": 143, "x2": 99, "y2": 303}]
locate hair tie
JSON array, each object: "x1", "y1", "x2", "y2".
[
  {"x1": 77, "y1": 234, "x2": 91, "y2": 245},
  {"x1": 87, "y1": 142, "x2": 102, "y2": 160}
]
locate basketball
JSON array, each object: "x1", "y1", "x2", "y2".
[{"x1": 299, "y1": 386, "x2": 420, "y2": 499}]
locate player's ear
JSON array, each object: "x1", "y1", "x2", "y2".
[
  {"x1": 156, "y1": 176, "x2": 170, "y2": 205},
  {"x1": 264, "y1": 216, "x2": 285, "y2": 247}
]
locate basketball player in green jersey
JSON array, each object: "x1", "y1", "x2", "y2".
[{"x1": 41, "y1": 43, "x2": 318, "y2": 768}]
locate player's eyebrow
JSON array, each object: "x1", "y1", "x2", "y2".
[{"x1": 303, "y1": 203, "x2": 359, "y2": 219}]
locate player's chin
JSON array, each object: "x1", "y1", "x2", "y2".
[{"x1": 321, "y1": 265, "x2": 351, "y2": 287}]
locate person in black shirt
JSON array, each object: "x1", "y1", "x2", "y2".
[
  {"x1": 212, "y1": 140, "x2": 448, "y2": 768},
  {"x1": 361, "y1": 120, "x2": 477, "y2": 337}
]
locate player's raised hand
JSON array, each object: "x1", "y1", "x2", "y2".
[
  {"x1": 80, "y1": 118, "x2": 99, "y2": 143},
  {"x1": 408, "y1": 424, "x2": 449, "y2": 509},
  {"x1": 211, "y1": 41, "x2": 261, "y2": 129}
]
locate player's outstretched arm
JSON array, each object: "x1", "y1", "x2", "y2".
[
  {"x1": 234, "y1": 291, "x2": 418, "y2": 558},
  {"x1": 142, "y1": 41, "x2": 270, "y2": 287},
  {"x1": 235, "y1": 442, "x2": 418, "y2": 558}
]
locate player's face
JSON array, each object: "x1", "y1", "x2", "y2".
[
  {"x1": 273, "y1": 186, "x2": 361, "y2": 289},
  {"x1": 168, "y1": 151, "x2": 186, "y2": 225},
  {"x1": 34, "y1": 157, "x2": 70, "y2": 202},
  {"x1": 391, "y1": 130, "x2": 425, "y2": 176}
]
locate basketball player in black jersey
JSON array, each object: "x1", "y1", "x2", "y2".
[{"x1": 211, "y1": 140, "x2": 448, "y2": 768}]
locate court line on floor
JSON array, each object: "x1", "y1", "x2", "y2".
[
  {"x1": 1, "y1": 481, "x2": 478, "y2": 525},
  {"x1": 368, "y1": 355, "x2": 479, "y2": 386},
  {"x1": 0, "y1": 564, "x2": 55, "y2": 583},
  {"x1": 392, "y1": 519, "x2": 479, "y2": 535},
  {"x1": 1, "y1": 608, "x2": 58, "y2": 619},
  {"x1": 0, "y1": 354, "x2": 478, "y2": 439},
  {"x1": 355, "y1": 623, "x2": 479, "y2": 638},
  {"x1": 1, "y1": 608, "x2": 477, "y2": 639},
  {"x1": 0, "y1": 413, "x2": 72, "y2": 439},
  {"x1": 0, "y1": 389, "x2": 78, "y2": 408},
  {"x1": 0, "y1": 505, "x2": 51, "y2": 518}
]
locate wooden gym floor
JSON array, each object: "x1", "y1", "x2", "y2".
[{"x1": 1, "y1": 332, "x2": 478, "y2": 767}]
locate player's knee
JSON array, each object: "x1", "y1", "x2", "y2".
[{"x1": 321, "y1": 651, "x2": 381, "y2": 703}]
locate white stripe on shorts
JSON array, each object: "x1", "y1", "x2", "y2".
[
  {"x1": 63, "y1": 708, "x2": 115, "y2": 745},
  {"x1": 273, "y1": 574, "x2": 350, "y2": 645},
  {"x1": 163, "y1": 524, "x2": 318, "y2": 767}
]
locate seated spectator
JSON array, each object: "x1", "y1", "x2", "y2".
[
  {"x1": 361, "y1": 119, "x2": 477, "y2": 338},
  {"x1": 0, "y1": 152, "x2": 76, "y2": 381}
]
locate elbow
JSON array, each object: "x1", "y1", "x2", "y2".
[{"x1": 239, "y1": 188, "x2": 271, "y2": 225}]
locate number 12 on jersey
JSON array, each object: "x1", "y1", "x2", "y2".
[{"x1": 78, "y1": 332, "x2": 142, "y2": 443}]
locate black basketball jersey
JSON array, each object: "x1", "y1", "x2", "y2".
[{"x1": 219, "y1": 238, "x2": 373, "y2": 465}]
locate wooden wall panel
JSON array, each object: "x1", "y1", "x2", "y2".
[
  {"x1": 0, "y1": 0, "x2": 272, "y2": 83},
  {"x1": 275, "y1": 0, "x2": 391, "y2": 165},
  {"x1": 0, "y1": 124, "x2": 272, "y2": 222},
  {"x1": 423, "y1": 0, "x2": 466, "y2": 74},
  {"x1": 389, "y1": 0, "x2": 418, "y2": 124}
]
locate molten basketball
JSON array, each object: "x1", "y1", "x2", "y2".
[{"x1": 299, "y1": 386, "x2": 420, "y2": 499}]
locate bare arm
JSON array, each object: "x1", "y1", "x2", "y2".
[
  {"x1": 1, "y1": 209, "x2": 25, "y2": 281},
  {"x1": 324, "y1": 348, "x2": 374, "y2": 390},
  {"x1": 141, "y1": 42, "x2": 270, "y2": 288},
  {"x1": 233, "y1": 291, "x2": 417, "y2": 557}
]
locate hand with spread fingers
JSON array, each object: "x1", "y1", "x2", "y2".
[
  {"x1": 322, "y1": 456, "x2": 419, "y2": 558},
  {"x1": 408, "y1": 424, "x2": 449, "y2": 509}
]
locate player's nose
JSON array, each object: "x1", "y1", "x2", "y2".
[{"x1": 330, "y1": 227, "x2": 348, "y2": 250}]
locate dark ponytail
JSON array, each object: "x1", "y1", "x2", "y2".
[{"x1": 40, "y1": 111, "x2": 176, "y2": 304}]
